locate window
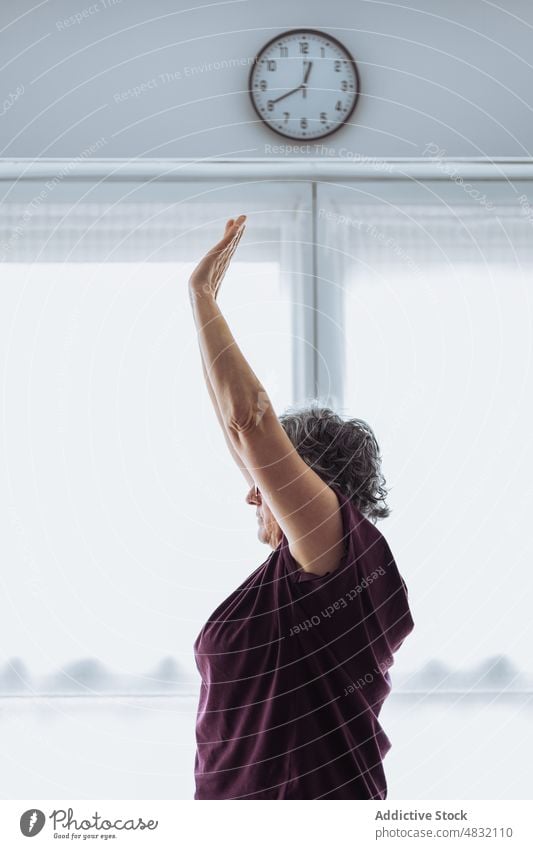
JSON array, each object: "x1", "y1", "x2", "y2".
[
  {"x1": 0, "y1": 185, "x2": 311, "y2": 687},
  {"x1": 2, "y1": 167, "x2": 532, "y2": 799},
  {"x1": 318, "y1": 185, "x2": 533, "y2": 682}
]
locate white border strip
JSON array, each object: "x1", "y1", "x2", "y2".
[{"x1": 4, "y1": 800, "x2": 532, "y2": 845}]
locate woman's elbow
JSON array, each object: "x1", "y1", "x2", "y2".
[
  {"x1": 226, "y1": 392, "x2": 273, "y2": 438},
  {"x1": 227, "y1": 407, "x2": 260, "y2": 437}
]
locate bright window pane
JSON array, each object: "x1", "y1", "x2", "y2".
[
  {"x1": 0, "y1": 261, "x2": 293, "y2": 684},
  {"x1": 344, "y1": 261, "x2": 533, "y2": 678}
]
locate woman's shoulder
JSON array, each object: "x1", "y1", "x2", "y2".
[{"x1": 328, "y1": 484, "x2": 387, "y2": 549}]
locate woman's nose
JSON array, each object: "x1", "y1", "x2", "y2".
[{"x1": 246, "y1": 485, "x2": 260, "y2": 505}]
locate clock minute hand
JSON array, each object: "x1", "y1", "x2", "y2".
[{"x1": 269, "y1": 84, "x2": 304, "y2": 104}]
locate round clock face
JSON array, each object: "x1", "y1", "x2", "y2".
[{"x1": 249, "y1": 29, "x2": 360, "y2": 141}]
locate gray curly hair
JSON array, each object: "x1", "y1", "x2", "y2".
[{"x1": 279, "y1": 402, "x2": 390, "y2": 522}]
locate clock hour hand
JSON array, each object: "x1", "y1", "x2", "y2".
[
  {"x1": 269, "y1": 84, "x2": 304, "y2": 104},
  {"x1": 301, "y1": 61, "x2": 313, "y2": 99}
]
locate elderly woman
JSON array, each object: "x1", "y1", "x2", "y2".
[{"x1": 189, "y1": 215, "x2": 414, "y2": 800}]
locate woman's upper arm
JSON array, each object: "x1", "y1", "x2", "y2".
[
  {"x1": 228, "y1": 403, "x2": 345, "y2": 576},
  {"x1": 200, "y1": 354, "x2": 254, "y2": 487}
]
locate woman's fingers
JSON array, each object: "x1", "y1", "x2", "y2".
[
  {"x1": 205, "y1": 217, "x2": 246, "y2": 273},
  {"x1": 216, "y1": 232, "x2": 241, "y2": 274},
  {"x1": 225, "y1": 215, "x2": 245, "y2": 240},
  {"x1": 218, "y1": 219, "x2": 246, "y2": 258},
  {"x1": 226, "y1": 225, "x2": 245, "y2": 261},
  {"x1": 208, "y1": 232, "x2": 235, "y2": 257},
  {"x1": 218, "y1": 225, "x2": 244, "y2": 271},
  {"x1": 212, "y1": 217, "x2": 244, "y2": 252},
  {"x1": 213, "y1": 222, "x2": 245, "y2": 283}
]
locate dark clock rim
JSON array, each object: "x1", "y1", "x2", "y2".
[{"x1": 248, "y1": 28, "x2": 361, "y2": 142}]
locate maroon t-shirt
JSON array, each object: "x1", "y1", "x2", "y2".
[{"x1": 193, "y1": 485, "x2": 414, "y2": 799}]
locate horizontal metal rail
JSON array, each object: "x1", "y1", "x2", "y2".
[{"x1": 0, "y1": 157, "x2": 532, "y2": 182}]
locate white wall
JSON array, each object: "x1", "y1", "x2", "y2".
[{"x1": 1, "y1": 0, "x2": 532, "y2": 159}]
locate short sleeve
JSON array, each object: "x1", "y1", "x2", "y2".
[{"x1": 279, "y1": 485, "x2": 359, "y2": 587}]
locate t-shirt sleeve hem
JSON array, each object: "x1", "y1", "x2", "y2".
[{"x1": 280, "y1": 486, "x2": 353, "y2": 584}]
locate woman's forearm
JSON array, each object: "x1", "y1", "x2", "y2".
[
  {"x1": 198, "y1": 344, "x2": 254, "y2": 485},
  {"x1": 189, "y1": 287, "x2": 270, "y2": 431}
]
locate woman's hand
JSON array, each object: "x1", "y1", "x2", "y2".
[{"x1": 189, "y1": 215, "x2": 246, "y2": 299}]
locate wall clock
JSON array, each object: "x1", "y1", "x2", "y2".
[{"x1": 249, "y1": 29, "x2": 360, "y2": 140}]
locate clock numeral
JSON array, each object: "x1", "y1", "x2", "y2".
[
  {"x1": 266, "y1": 60, "x2": 277, "y2": 71},
  {"x1": 341, "y1": 80, "x2": 348, "y2": 91},
  {"x1": 279, "y1": 45, "x2": 288, "y2": 57},
  {"x1": 259, "y1": 80, "x2": 267, "y2": 91},
  {"x1": 267, "y1": 100, "x2": 274, "y2": 112},
  {"x1": 283, "y1": 112, "x2": 290, "y2": 123},
  {"x1": 300, "y1": 117, "x2": 308, "y2": 129},
  {"x1": 335, "y1": 100, "x2": 343, "y2": 111},
  {"x1": 320, "y1": 111, "x2": 328, "y2": 124},
  {"x1": 320, "y1": 47, "x2": 325, "y2": 57},
  {"x1": 334, "y1": 60, "x2": 342, "y2": 72},
  {"x1": 299, "y1": 41, "x2": 309, "y2": 54}
]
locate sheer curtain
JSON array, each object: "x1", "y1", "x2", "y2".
[
  {"x1": 0, "y1": 198, "x2": 307, "y2": 263},
  {"x1": 318, "y1": 196, "x2": 533, "y2": 686},
  {"x1": 313, "y1": 193, "x2": 533, "y2": 798}
]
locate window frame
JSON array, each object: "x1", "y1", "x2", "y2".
[{"x1": 3, "y1": 160, "x2": 531, "y2": 415}]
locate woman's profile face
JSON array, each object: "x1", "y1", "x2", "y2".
[{"x1": 246, "y1": 484, "x2": 282, "y2": 549}]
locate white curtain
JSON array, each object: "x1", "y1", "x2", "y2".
[
  {"x1": 318, "y1": 194, "x2": 533, "y2": 689},
  {"x1": 319, "y1": 202, "x2": 533, "y2": 282},
  {"x1": 0, "y1": 198, "x2": 308, "y2": 264}
]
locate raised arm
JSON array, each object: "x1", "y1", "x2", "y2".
[
  {"x1": 188, "y1": 216, "x2": 344, "y2": 576},
  {"x1": 198, "y1": 345, "x2": 254, "y2": 488},
  {"x1": 191, "y1": 217, "x2": 253, "y2": 487}
]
